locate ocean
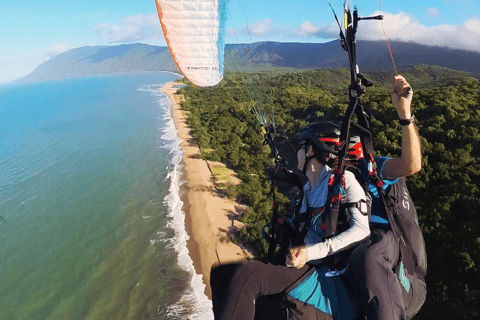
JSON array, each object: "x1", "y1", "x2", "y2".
[{"x1": 0, "y1": 73, "x2": 213, "y2": 319}]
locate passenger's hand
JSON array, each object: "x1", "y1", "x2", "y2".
[
  {"x1": 391, "y1": 75, "x2": 413, "y2": 119},
  {"x1": 286, "y1": 245, "x2": 308, "y2": 269}
]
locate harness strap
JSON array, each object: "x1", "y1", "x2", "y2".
[
  {"x1": 343, "y1": 199, "x2": 368, "y2": 215},
  {"x1": 267, "y1": 186, "x2": 279, "y2": 260},
  {"x1": 293, "y1": 207, "x2": 320, "y2": 246}
]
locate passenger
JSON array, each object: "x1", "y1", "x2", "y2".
[{"x1": 210, "y1": 121, "x2": 370, "y2": 320}]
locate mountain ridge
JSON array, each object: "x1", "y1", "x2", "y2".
[{"x1": 20, "y1": 40, "x2": 480, "y2": 83}]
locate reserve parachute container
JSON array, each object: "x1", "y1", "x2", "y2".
[{"x1": 155, "y1": 0, "x2": 229, "y2": 87}]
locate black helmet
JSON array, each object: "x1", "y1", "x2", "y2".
[{"x1": 298, "y1": 121, "x2": 341, "y2": 155}]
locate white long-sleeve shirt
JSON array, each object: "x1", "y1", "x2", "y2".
[{"x1": 300, "y1": 166, "x2": 370, "y2": 262}]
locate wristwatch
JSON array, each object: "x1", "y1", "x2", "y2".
[{"x1": 399, "y1": 115, "x2": 415, "y2": 126}]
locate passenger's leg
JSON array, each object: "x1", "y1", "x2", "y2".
[
  {"x1": 210, "y1": 260, "x2": 310, "y2": 320},
  {"x1": 210, "y1": 263, "x2": 242, "y2": 317}
]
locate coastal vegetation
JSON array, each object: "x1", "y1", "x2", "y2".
[{"x1": 178, "y1": 65, "x2": 480, "y2": 319}]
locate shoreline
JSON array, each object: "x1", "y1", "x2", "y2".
[{"x1": 161, "y1": 81, "x2": 250, "y2": 299}]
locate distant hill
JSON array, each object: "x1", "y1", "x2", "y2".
[
  {"x1": 21, "y1": 43, "x2": 178, "y2": 83},
  {"x1": 20, "y1": 40, "x2": 480, "y2": 83}
]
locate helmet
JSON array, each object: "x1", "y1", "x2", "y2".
[
  {"x1": 346, "y1": 135, "x2": 364, "y2": 160},
  {"x1": 298, "y1": 121, "x2": 341, "y2": 155},
  {"x1": 298, "y1": 121, "x2": 365, "y2": 160}
]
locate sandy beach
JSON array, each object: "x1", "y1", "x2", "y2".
[{"x1": 162, "y1": 81, "x2": 251, "y2": 299}]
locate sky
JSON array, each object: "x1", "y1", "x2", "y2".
[{"x1": 1, "y1": 0, "x2": 479, "y2": 83}]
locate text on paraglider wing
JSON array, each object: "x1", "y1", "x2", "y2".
[{"x1": 186, "y1": 66, "x2": 219, "y2": 71}]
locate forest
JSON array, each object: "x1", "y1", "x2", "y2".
[{"x1": 178, "y1": 65, "x2": 480, "y2": 319}]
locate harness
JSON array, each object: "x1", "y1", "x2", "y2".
[{"x1": 261, "y1": 6, "x2": 383, "y2": 265}]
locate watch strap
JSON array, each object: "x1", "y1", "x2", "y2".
[{"x1": 399, "y1": 115, "x2": 415, "y2": 126}]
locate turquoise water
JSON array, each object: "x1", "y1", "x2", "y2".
[{"x1": 0, "y1": 74, "x2": 212, "y2": 319}]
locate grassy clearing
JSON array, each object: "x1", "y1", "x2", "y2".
[{"x1": 209, "y1": 162, "x2": 241, "y2": 199}]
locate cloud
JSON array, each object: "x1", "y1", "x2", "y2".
[
  {"x1": 236, "y1": 18, "x2": 286, "y2": 38},
  {"x1": 227, "y1": 18, "x2": 292, "y2": 42},
  {"x1": 245, "y1": 19, "x2": 275, "y2": 37},
  {"x1": 227, "y1": 18, "x2": 337, "y2": 42},
  {"x1": 92, "y1": 11, "x2": 480, "y2": 53},
  {"x1": 96, "y1": 11, "x2": 479, "y2": 53},
  {"x1": 298, "y1": 21, "x2": 321, "y2": 35},
  {"x1": 42, "y1": 44, "x2": 69, "y2": 61},
  {"x1": 465, "y1": 16, "x2": 480, "y2": 34},
  {"x1": 427, "y1": 7, "x2": 441, "y2": 18},
  {"x1": 292, "y1": 12, "x2": 480, "y2": 53},
  {"x1": 93, "y1": 14, "x2": 163, "y2": 43},
  {"x1": 358, "y1": 12, "x2": 480, "y2": 52},
  {"x1": 294, "y1": 21, "x2": 337, "y2": 39}
]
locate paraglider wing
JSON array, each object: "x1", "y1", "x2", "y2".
[{"x1": 155, "y1": 0, "x2": 228, "y2": 87}]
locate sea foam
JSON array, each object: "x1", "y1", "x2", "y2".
[{"x1": 151, "y1": 84, "x2": 215, "y2": 320}]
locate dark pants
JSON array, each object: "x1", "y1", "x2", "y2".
[
  {"x1": 348, "y1": 228, "x2": 426, "y2": 320},
  {"x1": 210, "y1": 260, "x2": 311, "y2": 320}
]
